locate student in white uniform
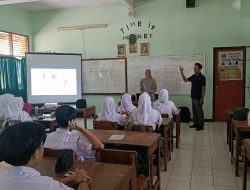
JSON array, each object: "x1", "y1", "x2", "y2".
[
  {"x1": 131, "y1": 92, "x2": 162, "y2": 130},
  {"x1": 153, "y1": 89, "x2": 178, "y2": 118},
  {"x1": 98, "y1": 97, "x2": 128, "y2": 126},
  {"x1": 44, "y1": 105, "x2": 104, "y2": 161},
  {"x1": 0, "y1": 122, "x2": 91, "y2": 190},
  {"x1": 117, "y1": 93, "x2": 137, "y2": 113}
]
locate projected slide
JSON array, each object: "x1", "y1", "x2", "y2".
[{"x1": 31, "y1": 68, "x2": 77, "y2": 96}]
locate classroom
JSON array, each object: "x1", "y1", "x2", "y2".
[{"x1": 0, "y1": 0, "x2": 250, "y2": 190}]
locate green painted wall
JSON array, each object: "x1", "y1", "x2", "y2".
[
  {"x1": 0, "y1": 5, "x2": 32, "y2": 49},
  {"x1": 30, "y1": 0, "x2": 250, "y2": 118}
]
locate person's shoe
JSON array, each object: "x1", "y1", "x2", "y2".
[
  {"x1": 196, "y1": 127, "x2": 204, "y2": 131},
  {"x1": 189, "y1": 125, "x2": 197, "y2": 128}
]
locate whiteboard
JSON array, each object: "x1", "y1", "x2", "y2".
[
  {"x1": 127, "y1": 55, "x2": 205, "y2": 95},
  {"x1": 82, "y1": 58, "x2": 127, "y2": 94}
]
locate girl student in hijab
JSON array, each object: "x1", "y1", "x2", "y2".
[
  {"x1": 98, "y1": 97, "x2": 128, "y2": 126},
  {"x1": 131, "y1": 92, "x2": 162, "y2": 131},
  {"x1": 153, "y1": 89, "x2": 178, "y2": 118},
  {"x1": 117, "y1": 93, "x2": 137, "y2": 113}
]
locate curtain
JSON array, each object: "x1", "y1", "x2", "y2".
[{"x1": 0, "y1": 56, "x2": 27, "y2": 101}]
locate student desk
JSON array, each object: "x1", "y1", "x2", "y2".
[
  {"x1": 231, "y1": 120, "x2": 250, "y2": 176},
  {"x1": 173, "y1": 109, "x2": 181, "y2": 149},
  {"x1": 226, "y1": 110, "x2": 234, "y2": 152},
  {"x1": 36, "y1": 158, "x2": 136, "y2": 190},
  {"x1": 76, "y1": 106, "x2": 96, "y2": 128},
  {"x1": 89, "y1": 129, "x2": 161, "y2": 190},
  {"x1": 32, "y1": 116, "x2": 58, "y2": 132},
  {"x1": 243, "y1": 139, "x2": 250, "y2": 190},
  {"x1": 161, "y1": 117, "x2": 172, "y2": 171}
]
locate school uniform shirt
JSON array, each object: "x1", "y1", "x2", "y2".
[
  {"x1": 44, "y1": 128, "x2": 95, "y2": 161},
  {"x1": 132, "y1": 92, "x2": 162, "y2": 130},
  {"x1": 98, "y1": 97, "x2": 128, "y2": 126},
  {"x1": 117, "y1": 93, "x2": 137, "y2": 113},
  {"x1": 0, "y1": 166, "x2": 73, "y2": 190},
  {"x1": 153, "y1": 89, "x2": 178, "y2": 118}
]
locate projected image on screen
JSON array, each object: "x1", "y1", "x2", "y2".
[{"x1": 31, "y1": 69, "x2": 77, "y2": 96}]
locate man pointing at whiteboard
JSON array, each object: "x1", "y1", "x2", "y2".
[
  {"x1": 179, "y1": 63, "x2": 206, "y2": 131},
  {"x1": 140, "y1": 69, "x2": 157, "y2": 101}
]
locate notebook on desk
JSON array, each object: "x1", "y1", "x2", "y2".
[{"x1": 108, "y1": 135, "x2": 125, "y2": 141}]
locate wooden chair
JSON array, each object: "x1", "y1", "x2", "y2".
[
  {"x1": 93, "y1": 120, "x2": 118, "y2": 130},
  {"x1": 44, "y1": 148, "x2": 77, "y2": 160},
  {"x1": 161, "y1": 114, "x2": 173, "y2": 152},
  {"x1": 96, "y1": 149, "x2": 149, "y2": 190}
]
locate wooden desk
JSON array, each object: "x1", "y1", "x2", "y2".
[
  {"x1": 76, "y1": 106, "x2": 96, "y2": 128},
  {"x1": 173, "y1": 109, "x2": 181, "y2": 149},
  {"x1": 226, "y1": 110, "x2": 234, "y2": 152},
  {"x1": 160, "y1": 117, "x2": 172, "y2": 172},
  {"x1": 36, "y1": 158, "x2": 136, "y2": 190},
  {"x1": 243, "y1": 139, "x2": 250, "y2": 190},
  {"x1": 89, "y1": 129, "x2": 161, "y2": 190},
  {"x1": 231, "y1": 120, "x2": 250, "y2": 176},
  {"x1": 32, "y1": 116, "x2": 58, "y2": 132}
]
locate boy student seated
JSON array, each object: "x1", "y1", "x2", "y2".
[
  {"x1": 153, "y1": 89, "x2": 178, "y2": 118},
  {"x1": 131, "y1": 92, "x2": 162, "y2": 131},
  {"x1": 117, "y1": 93, "x2": 137, "y2": 113},
  {"x1": 44, "y1": 105, "x2": 104, "y2": 161},
  {"x1": 98, "y1": 97, "x2": 128, "y2": 126},
  {"x1": 0, "y1": 122, "x2": 91, "y2": 190}
]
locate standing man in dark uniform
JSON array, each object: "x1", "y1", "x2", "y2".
[{"x1": 179, "y1": 63, "x2": 206, "y2": 131}]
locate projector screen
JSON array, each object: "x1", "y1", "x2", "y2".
[{"x1": 26, "y1": 53, "x2": 82, "y2": 104}]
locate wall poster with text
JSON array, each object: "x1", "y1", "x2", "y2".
[{"x1": 218, "y1": 50, "x2": 243, "y2": 80}]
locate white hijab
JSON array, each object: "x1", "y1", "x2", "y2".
[
  {"x1": 118, "y1": 93, "x2": 136, "y2": 112},
  {"x1": 0, "y1": 94, "x2": 32, "y2": 121},
  {"x1": 99, "y1": 97, "x2": 117, "y2": 121},
  {"x1": 136, "y1": 92, "x2": 153, "y2": 125},
  {"x1": 155, "y1": 89, "x2": 170, "y2": 109}
]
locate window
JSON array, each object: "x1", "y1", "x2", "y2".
[{"x1": 0, "y1": 31, "x2": 29, "y2": 58}]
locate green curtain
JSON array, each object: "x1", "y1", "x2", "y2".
[{"x1": 0, "y1": 57, "x2": 27, "y2": 101}]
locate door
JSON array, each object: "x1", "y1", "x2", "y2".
[{"x1": 214, "y1": 47, "x2": 246, "y2": 121}]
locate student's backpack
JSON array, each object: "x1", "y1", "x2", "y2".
[
  {"x1": 179, "y1": 107, "x2": 191, "y2": 123},
  {"x1": 233, "y1": 107, "x2": 249, "y2": 121}
]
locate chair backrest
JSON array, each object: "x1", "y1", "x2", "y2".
[
  {"x1": 93, "y1": 120, "x2": 118, "y2": 130},
  {"x1": 96, "y1": 149, "x2": 137, "y2": 167},
  {"x1": 161, "y1": 114, "x2": 169, "y2": 118},
  {"x1": 44, "y1": 148, "x2": 77, "y2": 160},
  {"x1": 125, "y1": 124, "x2": 153, "y2": 133}
]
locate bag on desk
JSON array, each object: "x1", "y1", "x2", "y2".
[
  {"x1": 55, "y1": 150, "x2": 74, "y2": 173},
  {"x1": 76, "y1": 99, "x2": 87, "y2": 108},
  {"x1": 233, "y1": 107, "x2": 249, "y2": 121}
]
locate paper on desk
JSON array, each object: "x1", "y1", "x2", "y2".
[{"x1": 108, "y1": 135, "x2": 125, "y2": 141}]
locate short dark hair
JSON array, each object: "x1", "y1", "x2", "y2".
[
  {"x1": 195, "y1": 63, "x2": 202, "y2": 69},
  {"x1": 0, "y1": 122, "x2": 46, "y2": 166},
  {"x1": 55, "y1": 105, "x2": 76, "y2": 128}
]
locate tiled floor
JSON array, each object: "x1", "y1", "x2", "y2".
[{"x1": 160, "y1": 122, "x2": 250, "y2": 190}]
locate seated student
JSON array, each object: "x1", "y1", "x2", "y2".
[
  {"x1": 131, "y1": 92, "x2": 162, "y2": 130},
  {"x1": 153, "y1": 89, "x2": 178, "y2": 118},
  {"x1": 44, "y1": 105, "x2": 104, "y2": 161},
  {"x1": 0, "y1": 122, "x2": 91, "y2": 190},
  {"x1": 117, "y1": 93, "x2": 137, "y2": 113},
  {"x1": 98, "y1": 97, "x2": 128, "y2": 126}
]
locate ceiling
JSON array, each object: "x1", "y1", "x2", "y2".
[{"x1": 0, "y1": 0, "x2": 135, "y2": 11}]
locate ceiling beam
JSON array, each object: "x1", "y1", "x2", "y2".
[{"x1": 0, "y1": 0, "x2": 41, "y2": 5}]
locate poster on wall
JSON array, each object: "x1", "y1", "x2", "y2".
[{"x1": 218, "y1": 50, "x2": 244, "y2": 80}]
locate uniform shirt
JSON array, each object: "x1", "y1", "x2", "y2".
[
  {"x1": 153, "y1": 100, "x2": 178, "y2": 118},
  {"x1": 0, "y1": 166, "x2": 73, "y2": 190},
  {"x1": 44, "y1": 128, "x2": 95, "y2": 161},
  {"x1": 188, "y1": 73, "x2": 206, "y2": 100}
]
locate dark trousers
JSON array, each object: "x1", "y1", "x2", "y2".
[{"x1": 192, "y1": 99, "x2": 204, "y2": 128}]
